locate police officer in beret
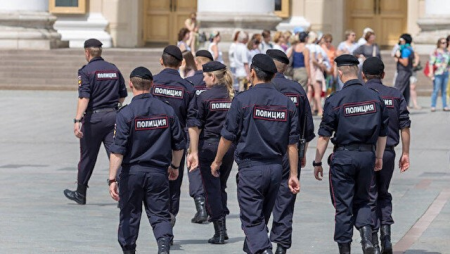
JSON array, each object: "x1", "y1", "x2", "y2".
[
  {"x1": 186, "y1": 50, "x2": 214, "y2": 95},
  {"x1": 187, "y1": 61, "x2": 235, "y2": 244},
  {"x1": 266, "y1": 49, "x2": 316, "y2": 254},
  {"x1": 211, "y1": 54, "x2": 300, "y2": 254},
  {"x1": 313, "y1": 54, "x2": 389, "y2": 254},
  {"x1": 64, "y1": 38, "x2": 128, "y2": 205},
  {"x1": 363, "y1": 57, "x2": 411, "y2": 254},
  {"x1": 108, "y1": 67, "x2": 185, "y2": 254},
  {"x1": 151, "y1": 45, "x2": 196, "y2": 234}
]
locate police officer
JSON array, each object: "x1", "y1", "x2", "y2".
[
  {"x1": 64, "y1": 38, "x2": 128, "y2": 205},
  {"x1": 185, "y1": 49, "x2": 213, "y2": 224},
  {"x1": 362, "y1": 57, "x2": 411, "y2": 254},
  {"x1": 186, "y1": 61, "x2": 235, "y2": 244},
  {"x1": 108, "y1": 67, "x2": 185, "y2": 254},
  {"x1": 151, "y1": 45, "x2": 195, "y2": 231},
  {"x1": 266, "y1": 49, "x2": 316, "y2": 254},
  {"x1": 211, "y1": 54, "x2": 300, "y2": 254},
  {"x1": 313, "y1": 55, "x2": 389, "y2": 254}
]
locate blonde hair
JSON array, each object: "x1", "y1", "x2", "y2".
[
  {"x1": 207, "y1": 69, "x2": 234, "y2": 99},
  {"x1": 273, "y1": 31, "x2": 284, "y2": 43}
]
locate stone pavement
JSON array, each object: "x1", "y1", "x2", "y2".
[{"x1": 0, "y1": 91, "x2": 449, "y2": 254}]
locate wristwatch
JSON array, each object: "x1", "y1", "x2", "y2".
[
  {"x1": 107, "y1": 179, "x2": 116, "y2": 186},
  {"x1": 74, "y1": 118, "x2": 83, "y2": 123},
  {"x1": 170, "y1": 163, "x2": 179, "y2": 170},
  {"x1": 312, "y1": 161, "x2": 322, "y2": 167}
]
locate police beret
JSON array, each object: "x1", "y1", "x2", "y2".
[
  {"x1": 196, "y1": 50, "x2": 213, "y2": 61},
  {"x1": 266, "y1": 49, "x2": 289, "y2": 65},
  {"x1": 362, "y1": 57, "x2": 384, "y2": 75},
  {"x1": 251, "y1": 54, "x2": 277, "y2": 74},
  {"x1": 400, "y1": 33, "x2": 412, "y2": 44},
  {"x1": 163, "y1": 45, "x2": 183, "y2": 61},
  {"x1": 334, "y1": 54, "x2": 359, "y2": 67},
  {"x1": 84, "y1": 38, "x2": 102, "y2": 48},
  {"x1": 203, "y1": 61, "x2": 226, "y2": 72},
  {"x1": 130, "y1": 66, "x2": 153, "y2": 80}
]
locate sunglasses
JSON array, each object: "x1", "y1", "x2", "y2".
[
  {"x1": 440, "y1": 41, "x2": 447, "y2": 44},
  {"x1": 325, "y1": 40, "x2": 332, "y2": 43}
]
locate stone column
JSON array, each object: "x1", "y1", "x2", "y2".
[
  {"x1": 0, "y1": 0, "x2": 64, "y2": 49},
  {"x1": 415, "y1": 0, "x2": 450, "y2": 53}
]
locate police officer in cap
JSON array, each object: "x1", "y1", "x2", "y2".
[
  {"x1": 64, "y1": 38, "x2": 128, "y2": 204},
  {"x1": 266, "y1": 49, "x2": 316, "y2": 254},
  {"x1": 211, "y1": 54, "x2": 300, "y2": 254},
  {"x1": 363, "y1": 57, "x2": 411, "y2": 254},
  {"x1": 187, "y1": 61, "x2": 235, "y2": 244},
  {"x1": 313, "y1": 54, "x2": 389, "y2": 254},
  {"x1": 186, "y1": 50, "x2": 214, "y2": 95},
  {"x1": 108, "y1": 66, "x2": 185, "y2": 254}
]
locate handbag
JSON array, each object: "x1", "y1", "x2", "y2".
[
  {"x1": 413, "y1": 61, "x2": 423, "y2": 72},
  {"x1": 424, "y1": 51, "x2": 438, "y2": 76}
]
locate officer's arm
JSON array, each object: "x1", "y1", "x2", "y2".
[
  {"x1": 75, "y1": 98, "x2": 89, "y2": 121},
  {"x1": 288, "y1": 144, "x2": 299, "y2": 178},
  {"x1": 117, "y1": 71, "x2": 128, "y2": 102},
  {"x1": 314, "y1": 136, "x2": 330, "y2": 163},
  {"x1": 214, "y1": 138, "x2": 233, "y2": 163},
  {"x1": 400, "y1": 128, "x2": 410, "y2": 156},
  {"x1": 109, "y1": 153, "x2": 123, "y2": 181},
  {"x1": 188, "y1": 127, "x2": 201, "y2": 154},
  {"x1": 375, "y1": 136, "x2": 387, "y2": 160},
  {"x1": 171, "y1": 149, "x2": 184, "y2": 168},
  {"x1": 76, "y1": 69, "x2": 91, "y2": 120}
]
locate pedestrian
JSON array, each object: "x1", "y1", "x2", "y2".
[
  {"x1": 362, "y1": 57, "x2": 411, "y2": 254},
  {"x1": 180, "y1": 50, "x2": 197, "y2": 78},
  {"x1": 234, "y1": 32, "x2": 251, "y2": 91},
  {"x1": 427, "y1": 37, "x2": 450, "y2": 112},
  {"x1": 64, "y1": 38, "x2": 128, "y2": 205},
  {"x1": 108, "y1": 67, "x2": 185, "y2": 254},
  {"x1": 211, "y1": 54, "x2": 300, "y2": 254},
  {"x1": 358, "y1": 27, "x2": 374, "y2": 46},
  {"x1": 337, "y1": 30, "x2": 358, "y2": 56},
  {"x1": 186, "y1": 49, "x2": 214, "y2": 95},
  {"x1": 286, "y1": 31, "x2": 310, "y2": 90},
  {"x1": 187, "y1": 61, "x2": 235, "y2": 244},
  {"x1": 272, "y1": 31, "x2": 286, "y2": 52},
  {"x1": 266, "y1": 49, "x2": 316, "y2": 254},
  {"x1": 152, "y1": 45, "x2": 196, "y2": 240},
  {"x1": 247, "y1": 33, "x2": 262, "y2": 61},
  {"x1": 394, "y1": 34, "x2": 414, "y2": 107},
  {"x1": 184, "y1": 12, "x2": 198, "y2": 52},
  {"x1": 260, "y1": 29, "x2": 273, "y2": 53},
  {"x1": 306, "y1": 31, "x2": 326, "y2": 116},
  {"x1": 177, "y1": 28, "x2": 192, "y2": 52},
  {"x1": 208, "y1": 31, "x2": 224, "y2": 63},
  {"x1": 313, "y1": 54, "x2": 389, "y2": 254},
  {"x1": 353, "y1": 31, "x2": 382, "y2": 61}
]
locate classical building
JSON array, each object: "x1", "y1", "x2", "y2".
[{"x1": 0, "y1": 0, "x2": 447, "y2": 53}]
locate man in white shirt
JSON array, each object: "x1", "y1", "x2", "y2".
[
  {"x1": 260, "y1": 30, "x2": 273, "y2": 54},
  {"x1": 234, "y1": 32, "x2": 250, "y2": 91}
]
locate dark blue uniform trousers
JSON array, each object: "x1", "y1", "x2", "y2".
[
  {"x1": 169, "y1": 152, "x2": 186, "y2": 216},
  {"x1": 369, "y1": 149, "x2": 395, "y2": 231},
  {"x1": 118, "y1": 170, "x2": 173, "y2": 251},
  {"x1": 198, "y1": 139, "x2": 234, "y2": 221},
  {"x1": 238, "y1": 163, "x2": 282, "y2": 254},
  {"x1": 188, "y1": 162, "x2": 205, "y2": 199},
  {"x1": 78, "y1": 111, "x2": 116, "y2": 186},
  {"x1": 329, "y1": 150, "x2": 375, "y2": 243}
]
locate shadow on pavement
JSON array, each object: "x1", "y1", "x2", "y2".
[
  {"x1": 171, "y1": 237, "x2": 245, "y2": 250},
  {"x1": 396, "y1": 250, "x2": 442, "y2": 254}
]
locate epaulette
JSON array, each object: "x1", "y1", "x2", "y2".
[
  {"x1": 163, "y1": 100, "x2": 171, "y2": 106},
  {"x1": 78, "y1": 64, "x2": 87, "y2": 71},
  {"x1": 369, "y1": 87, "x2": 379, "y2": 93},
  {"x1": 117, "y1": 104, "x2": 128, "y2": 112}
]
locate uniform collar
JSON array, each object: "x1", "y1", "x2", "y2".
[
  {"x1": 89, "y1": 57, "x2": 104, "y2": 63},
  {"x1": 253, "y1": 82, "x2": 276, "y2": 89},
  {"x1": 274, "y1": 72, "x2": 286, "y2": 79},
  {"x1": 343, "y1": 79, "x2": 363, "y2": 89},
  {"x1": 132, "y1": 93, "x2": 152, "y2": 101},
  {"x1": 195, "y1": 70, "x2": 203, "y2": 76},
  {"x1": 161, "y1": 68, "x2": 181, "y2": 76},
  {"x1": 365, "y1": 78, "x2": 383, "y2": 87}
]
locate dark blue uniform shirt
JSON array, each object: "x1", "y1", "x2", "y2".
[
  {"x1": 110, "y1": 93, "x2": 186, "y2": 171},
  {"x1": 151, "y1": 68, "x2": 195, "y2": 130},
  {"x1": 78, "y1": 57, "x2": 127, "y2": 111},
  {"x1": 185, "y1": 70, "x2": 208, "y2": 96},
  {"x1": 221, "y1": 83, "x2": 299, "y2": 164},
  {"x1": 366, "y1": 79, "x2": 411, "y2": 147},
  {"x1": 272, "y1": 73, "x2": 315, "y2": 142},
  {"x1": 187, "y1": 84, "x2": 231, "y2": 139},
  {"x1": 318, "y1": 79, "x2": 389, "y2": 145}
]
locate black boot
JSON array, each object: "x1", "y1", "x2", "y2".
[
  {"x1": 359, "y1": 226, "x2": 375, "y2": 254},
  {"x1": 338, "y1": 243, "x2": 351, "y2": 254},
  {"x1": 63, "y1": 184, "x2": 86, "y2": 205},
  {"x1": 157, "y1": 237, "x2": 170, "y2": 254},
  {"x1": 373, "y1": 231, "x2": 381, "y2": 254},
  {"x1": 208, "y1": 217, "x2": 226, "y2": 244},
  {"x1": 191, "y1": 196, "x2": 208, "y2": 223},
  {"x1": 380, "y1": 225, "x2": 393, "y2": 254},
  {"x1": 123, "y1": 250, "x2": 135, "y2": 254},
  {"x1": 223, "y1": 216, "x2": 229, "y2": 240},
  {"x1": 261, "y1": 249, "x2": 273, "y2": 254},
  {"x1": 275, "y1": 244, "x2": 287, "y2": 254}
]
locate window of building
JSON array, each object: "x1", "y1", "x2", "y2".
[
  {"x1": 49, "y1": 0, "x2": 86, "y2": 14},
  {"x1": 275, "y1": 0, "x2": 290, "y2": 18}
]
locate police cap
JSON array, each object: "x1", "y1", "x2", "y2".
[
  {"x1": 203, "y1": 61, "x2": 226, "y2": 72},
  {"x1": 334, "y1": 54, "x2": 359, "y2": 67},
  {"x1": 251, "y1": 54, "x2": 277, "y2": 74},
  {"x1": 196, "y1": 50, "x2": 214, "y2": 61},
  {"x1": 163, "y1": 45, "x2": 183, "y2": 61},
  {"x1": 130, "y1": 66, "x2": 153, "y2": 80},
  {"x1": 266, "y1": 49, "x2": 289, "y2": 65},
  {"x1": 362, "y1": 57, "x2": 384, "y2": 75},
  {"x1": 84, "y1": 38, "x2": 102, "y2": 48}
]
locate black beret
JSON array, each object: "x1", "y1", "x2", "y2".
[
  {"x1": 130, "y1": 66, "x2": 153, "y2": 80},
  {"x1": 266, "y1": 49, "x2": 289, "y2": 65},
  {"x1": 362, "y1": 57, "x2": 384, "y2": 75},
  {"x1": 163, "y1": 45, "x2": 183, "y2": 61},
  {"x1": 334, "y1": 54, "x2": 359, "y2": 67},
  {"x1": 84, "y1": 38, "x2": 102, "y2": 48},
  {"x1": 196, "y1": 50, "x2": 214, "y2": 61},
  {"x1": 203, "y1": 61, "x2": 226, "y2": 72},
  {"x1": 400, "y1": 33, "x2": 412, "y2": 44},
  {"x1": 251, "y1": 54, "x2": 277, "y2": 74}
]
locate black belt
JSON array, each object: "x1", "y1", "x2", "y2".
[
  {"x1": 85, "y1": 107, "x2": 117, "y2": 114},
  {"x1": 385, "y1": 146, "x2": 395, "y2": 151},
  {"x1": 334, "y1": 144, "x2": 375, "y2": 152}
]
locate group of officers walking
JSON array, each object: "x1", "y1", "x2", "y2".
[{"x1": 64, "y1": 37, "x2": 410, "y2": 254}]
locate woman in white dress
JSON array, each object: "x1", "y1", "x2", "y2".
[{"x1": 208, "y1": 31, "x2": 224, "y2": 63}]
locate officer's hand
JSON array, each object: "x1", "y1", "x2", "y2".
[
  {"x1": 288, "y1": 176, "x2": 300, "y2": 194},
  {"x1": 187, "y1": 152, "x2": 199, "y2": 172},
  {"x1": 109, "y1": 182, "x2": 119, "y2": 201},
  {"x1": 375, "y1": 158, "x2": 383, "y2": 171},
  {"x1": 314, "y1": 166, "x2": 323, "y2": 181},
  {"x1": 301, "y1": 157, "x2": 306, "y2": 168},
  {"x1": 210, "y1": 160, "x2": 222, "y2": 178},
  {"x1": 168, "y1": 167, "x2": 179, "y2": 181},
  {"x1": 74, "y1": 122, "x2": 83, "y2": 139},
  {"x1": 399, "y1": 153, "x2": 410, "y2": 172}
]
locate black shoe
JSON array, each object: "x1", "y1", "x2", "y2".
[
  {"x1": 191, "y1": 196, "x2": 208, "y2": 224},
  {"x1": 380, "y1": 225, "x2": 393, "y2": 254},
  {"x1": 64, "y1": 184, "x2": 86, "y2": 205},
  {"x1": 208, "y1": 217, "x2": 226, "y2": 244},
  {"x1": 261, "y1": 249, "x2": 273, "y2": 254},
  {"x1": 359, "y1": 226, "x2": 375, "y2": 254},
  {"x1": 157, "y1": 237, "x2": 170, "y2": 254},
  {"x1": 275, "y1": 244, "x2": 287, "y2": 254},
  {"x1": 338, "y1": 243, "x2": 351, "y2": 254},
  {"x1": 123, "y1": 250, "x2": 135, "y2": 254},
  {"x1": 372, "y1": 231, "x2": 381, "y2": 254}
]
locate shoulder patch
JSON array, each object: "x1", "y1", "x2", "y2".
[{"x1": 284, "y1": 93, "x2": 300, "y2": 106}]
